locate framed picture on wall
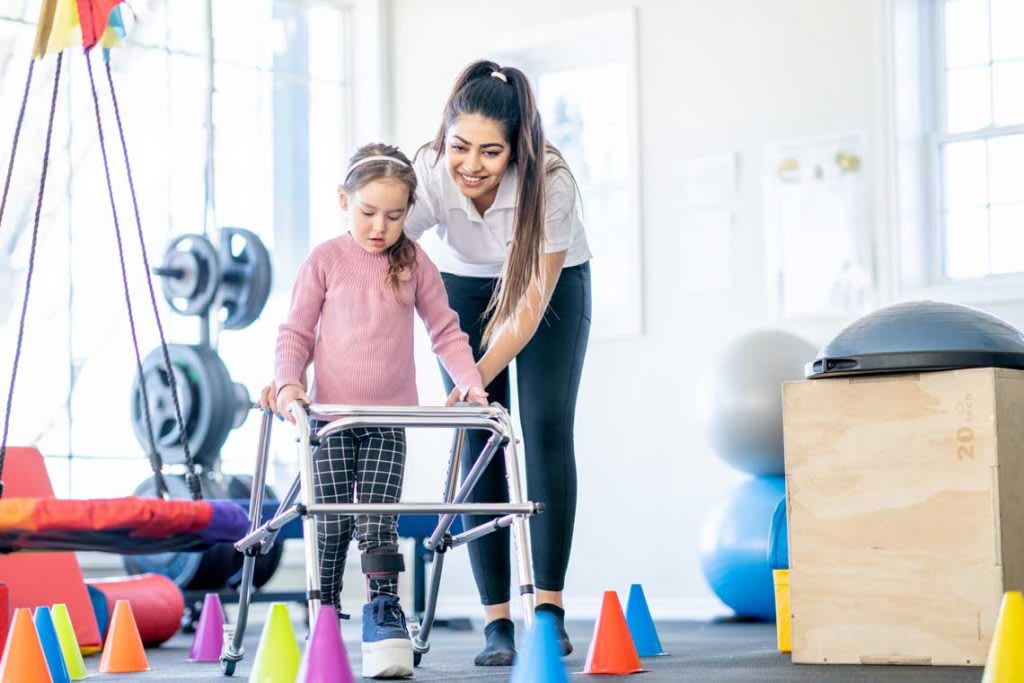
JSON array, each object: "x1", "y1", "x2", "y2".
[
  {"x1": 491, "y1": 9, "x2": 643, "y2": 339},
  {"x1": 762, "y1": 133, "x2": 874, "y2": 319}
]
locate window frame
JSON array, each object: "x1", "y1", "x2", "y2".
[
  {"x1": 0, "y1": 0, "x2": 366, "y2": 499},
  {"x1": 925, "y1": 0, "x2": 1024, "y2": 291}
]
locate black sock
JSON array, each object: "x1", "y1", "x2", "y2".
[
  {"x1": 475, "y1": 618, "x2": 516, "y2": 666},
  {"x1": 535, "y1": 603, "x2": 565, "y2": 620},
  {"x1": 535, "y1": 603, "x2": 573, "y2": 656}
]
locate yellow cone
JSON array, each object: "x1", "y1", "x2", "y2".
[
  {"x1": 983, "y1": 591, "x2": 1024, "y2": 683},
  {"x1": 248, "y1": 603, "x2": 300, "y2": 683},
  {"x1": 50, "y1": 604, "x2": 87, "y2": 681}
]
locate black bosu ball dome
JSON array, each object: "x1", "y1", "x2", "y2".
[{"x1": 806, "y1": 300, "x2": 1024, "y2": 379}]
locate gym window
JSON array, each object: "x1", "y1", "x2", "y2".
[
  {"x1": 930, "y1": 0, "x2": 1024, "y2": 281},
  {"x1": 0, "y1": 1, "x2": 351, "y2": 498}
]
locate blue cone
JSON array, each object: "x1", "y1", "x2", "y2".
[
  {"x1": 625, "y1": 584, "x2": 667, "y2": 657},
  {"x1": 509, "y1": 612, "x2": 570, "y2": 683},
  {"x1": 34, "y1": 606, "x2": 72, "y2": 683}
]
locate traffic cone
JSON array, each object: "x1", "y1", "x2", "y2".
[
  {"x1": 0, "y1": 607, "x2": 52, "y2": 683},
  {"x1": 625, "y1": 584, "x2": 666, "y2": 657},
  {"x1": 189, "y1": 593, "x2": 226, "y2": 663},
  {"x1": 49, "y1": 605, "x2": 86, "y2": 681},
  {"x1": 982, "y1": 591, "x2": 1024, "y2": 683},
  {"x1": 98, "y1": 599, "x2": 149, "y2": 673},
  {"x1": 772, "y1": 570, "x2": 792, "y2": 653},
  {"x1": 579, "y1": 591, "x2": 645, "y2": 675},
  {"x1": 248, "y1": 602, "x2": 300, "y2": 683},
  {"x1": 510, "y1": 611, "x2": 569, "y2": 683},
  {"x1": 0, "y1": 583, "x2": 9, "y2": 652},
  {"x1": 297, "y1": 605, "x2": 354, "y2": 683},
  {"x1": 33, "y1": 608, "x2": 70, "y2": 683}
]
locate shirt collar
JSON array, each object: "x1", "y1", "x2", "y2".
[{"x1": 441, "y1": 161, "x2": 520, "y2": 219}]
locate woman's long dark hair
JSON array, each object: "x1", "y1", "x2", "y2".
[{"x1": 429, "y1": 60, "x2": 572, "y2": 346}]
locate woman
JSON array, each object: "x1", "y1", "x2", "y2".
[{"x1": 406, "y1": 59, "x2": 591, "y2": 666}]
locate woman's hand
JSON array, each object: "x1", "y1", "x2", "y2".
[
  {"x1": 275, "y1": 384, "x2": 310, "y2": 424},
  {"x1": 465, "y1": 385, "x2": 489, "y2": 406},
  {"x1": 445, "y1": 385, "x2": 489, "y2": 407}
]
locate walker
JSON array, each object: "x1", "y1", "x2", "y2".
[{"x1": 220, "y1": 402, "x2": 542, "y2": 675}]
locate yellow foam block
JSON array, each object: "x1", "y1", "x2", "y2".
[{"x1": 773, "y1": 569, "x2": 791, "y2": 654}]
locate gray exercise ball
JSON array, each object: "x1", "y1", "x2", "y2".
[{"x1": 705, "y1": 330, "x2": 817, "y2": 475}]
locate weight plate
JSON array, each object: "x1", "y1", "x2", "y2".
[
  {"x1": 216, "y1": 227, "x2": 272, "y2": 331},
  {"x1": 156, "y1": 234, "x2": 220, "y2": 317},
  {"x1": 130, "y1": 344, "x2": 235, "y2": 468},
  {"x1": 231, "y1": 383, "x2": 252, "y2": 430}
]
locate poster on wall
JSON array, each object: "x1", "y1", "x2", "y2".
[
  {"x1": 762, "y1": 133, "x2": 874, "y2": 319},
  {"x1": 492, "y1": 9, "x2": 643, "y2": 339}
]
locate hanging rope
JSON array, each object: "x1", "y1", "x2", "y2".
[
  {"x1": 83, "y1": 50, "x2": 187, "y2": 501},
  {"x1": 103, "y1": 59, "x2": 201, "y2": 500},
  {"x1": 0, "y1": 60, "x2": 36, "y2": 239},
  {"x1": 0, "y1": 54, "x2": 64, "y2": 497}
]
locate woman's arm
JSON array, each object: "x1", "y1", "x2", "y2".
[
  {"x1": 414, "y1": 250, "x2": 484, "y2": 394},
  {"x1": 476, "y1": 249, "x2": 567, "y2": 387}
]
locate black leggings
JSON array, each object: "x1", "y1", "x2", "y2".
[{"x1": 439, "y1": 262, "x2": 591, "y2": 604}]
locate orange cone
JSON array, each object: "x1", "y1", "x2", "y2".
[
  {"x1": 580, "y1": 591, "x2": 646, "y2": 675},
  {"x1": 0, "y1": 608, "x2": 53, "y2": 683},
  {"x1": 98, "y1": 600, "x2": 149, "y2": 673}
]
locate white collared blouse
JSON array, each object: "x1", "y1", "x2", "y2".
[{"x1": 405, "y1": 149, "x2": 592, "y2": 278}]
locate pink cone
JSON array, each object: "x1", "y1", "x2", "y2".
[
  {"x1": 297, "y1": 605, "x2": 355, "y2": 683},
  {"x1": 188, "y1": 593, "x2": 225, "y2": 662}
]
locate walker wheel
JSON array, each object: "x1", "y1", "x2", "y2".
[{"x1": 220, "y1": 658, "x2": 236, "y2": 676}]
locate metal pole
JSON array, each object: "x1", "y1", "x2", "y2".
[
  {"x1": 427, "y1": 433, "x2": 503, "y2": 550},
  {"x1": 291, "y1": 403, "x2": 323, "y2": 629},
  {"x1": 308, "y1": 503, "x2": 536, "y2": 515},
  {"x1": 502, "y1": 418, "x2": 536, "y2": 626},
  {"x1": 414, "y1": 428, "x2": 464, "y2": 653}
]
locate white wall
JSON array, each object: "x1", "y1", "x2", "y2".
[{"x1": 389, "y1": 0, "x2": 888, "y2": 618}]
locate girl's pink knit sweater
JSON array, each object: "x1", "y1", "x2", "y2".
[{"x1": 275, "y1": 234, "x2": 481, "y2": 406}]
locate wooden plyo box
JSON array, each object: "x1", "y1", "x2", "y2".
[{"x1": 783, "y1": 368, "x2": 1024, "y2": 666}]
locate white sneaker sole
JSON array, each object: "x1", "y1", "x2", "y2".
[{"x1": 362, "y1": 638, "x2": 414, "y2": 679}]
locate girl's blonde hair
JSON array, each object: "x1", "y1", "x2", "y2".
[{"x1": 341, "y1": 143, "x2": 418, "y2": 301}]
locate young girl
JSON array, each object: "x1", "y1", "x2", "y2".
[
  {"x1": 406, "y1": 60, "x2": 592, "y2": 666},
  {"x1": 268, "y1": 143, "x2": 487, "y2": 679}
]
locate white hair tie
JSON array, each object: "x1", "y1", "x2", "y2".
[
  {"x1": 345, "y1": 155, "x2": 410, "y2": 179},
  {"x1": 490, "y1": 70, "x2": 508, "y2": 83}
]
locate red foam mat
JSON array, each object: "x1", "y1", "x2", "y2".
[{"x1": 0, "y1": 447, "x2": 102, "y2": 650}]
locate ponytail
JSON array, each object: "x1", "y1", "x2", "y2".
[{"x1": 430, "y1": 60, "x2": 550, "y2": 346}]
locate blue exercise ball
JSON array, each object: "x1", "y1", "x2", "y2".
[{"x1": 699, "y1": 476, "x2": 785, "y2": 621}]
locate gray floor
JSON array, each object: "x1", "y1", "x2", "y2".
[{"x1": 74, "y1": 616, "x2": 984, "y2": 682}]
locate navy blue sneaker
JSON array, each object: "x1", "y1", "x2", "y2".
[{"x1": 361, "y1": 595, "x2": 413, "y2": 678}]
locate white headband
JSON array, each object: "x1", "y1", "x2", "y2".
[
  {"x1": 490, "y1": 70, "x2": 508, "y2": 83},
  {"x1": 345, "y1": 155, "x2": 410, "y2": 179}
]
